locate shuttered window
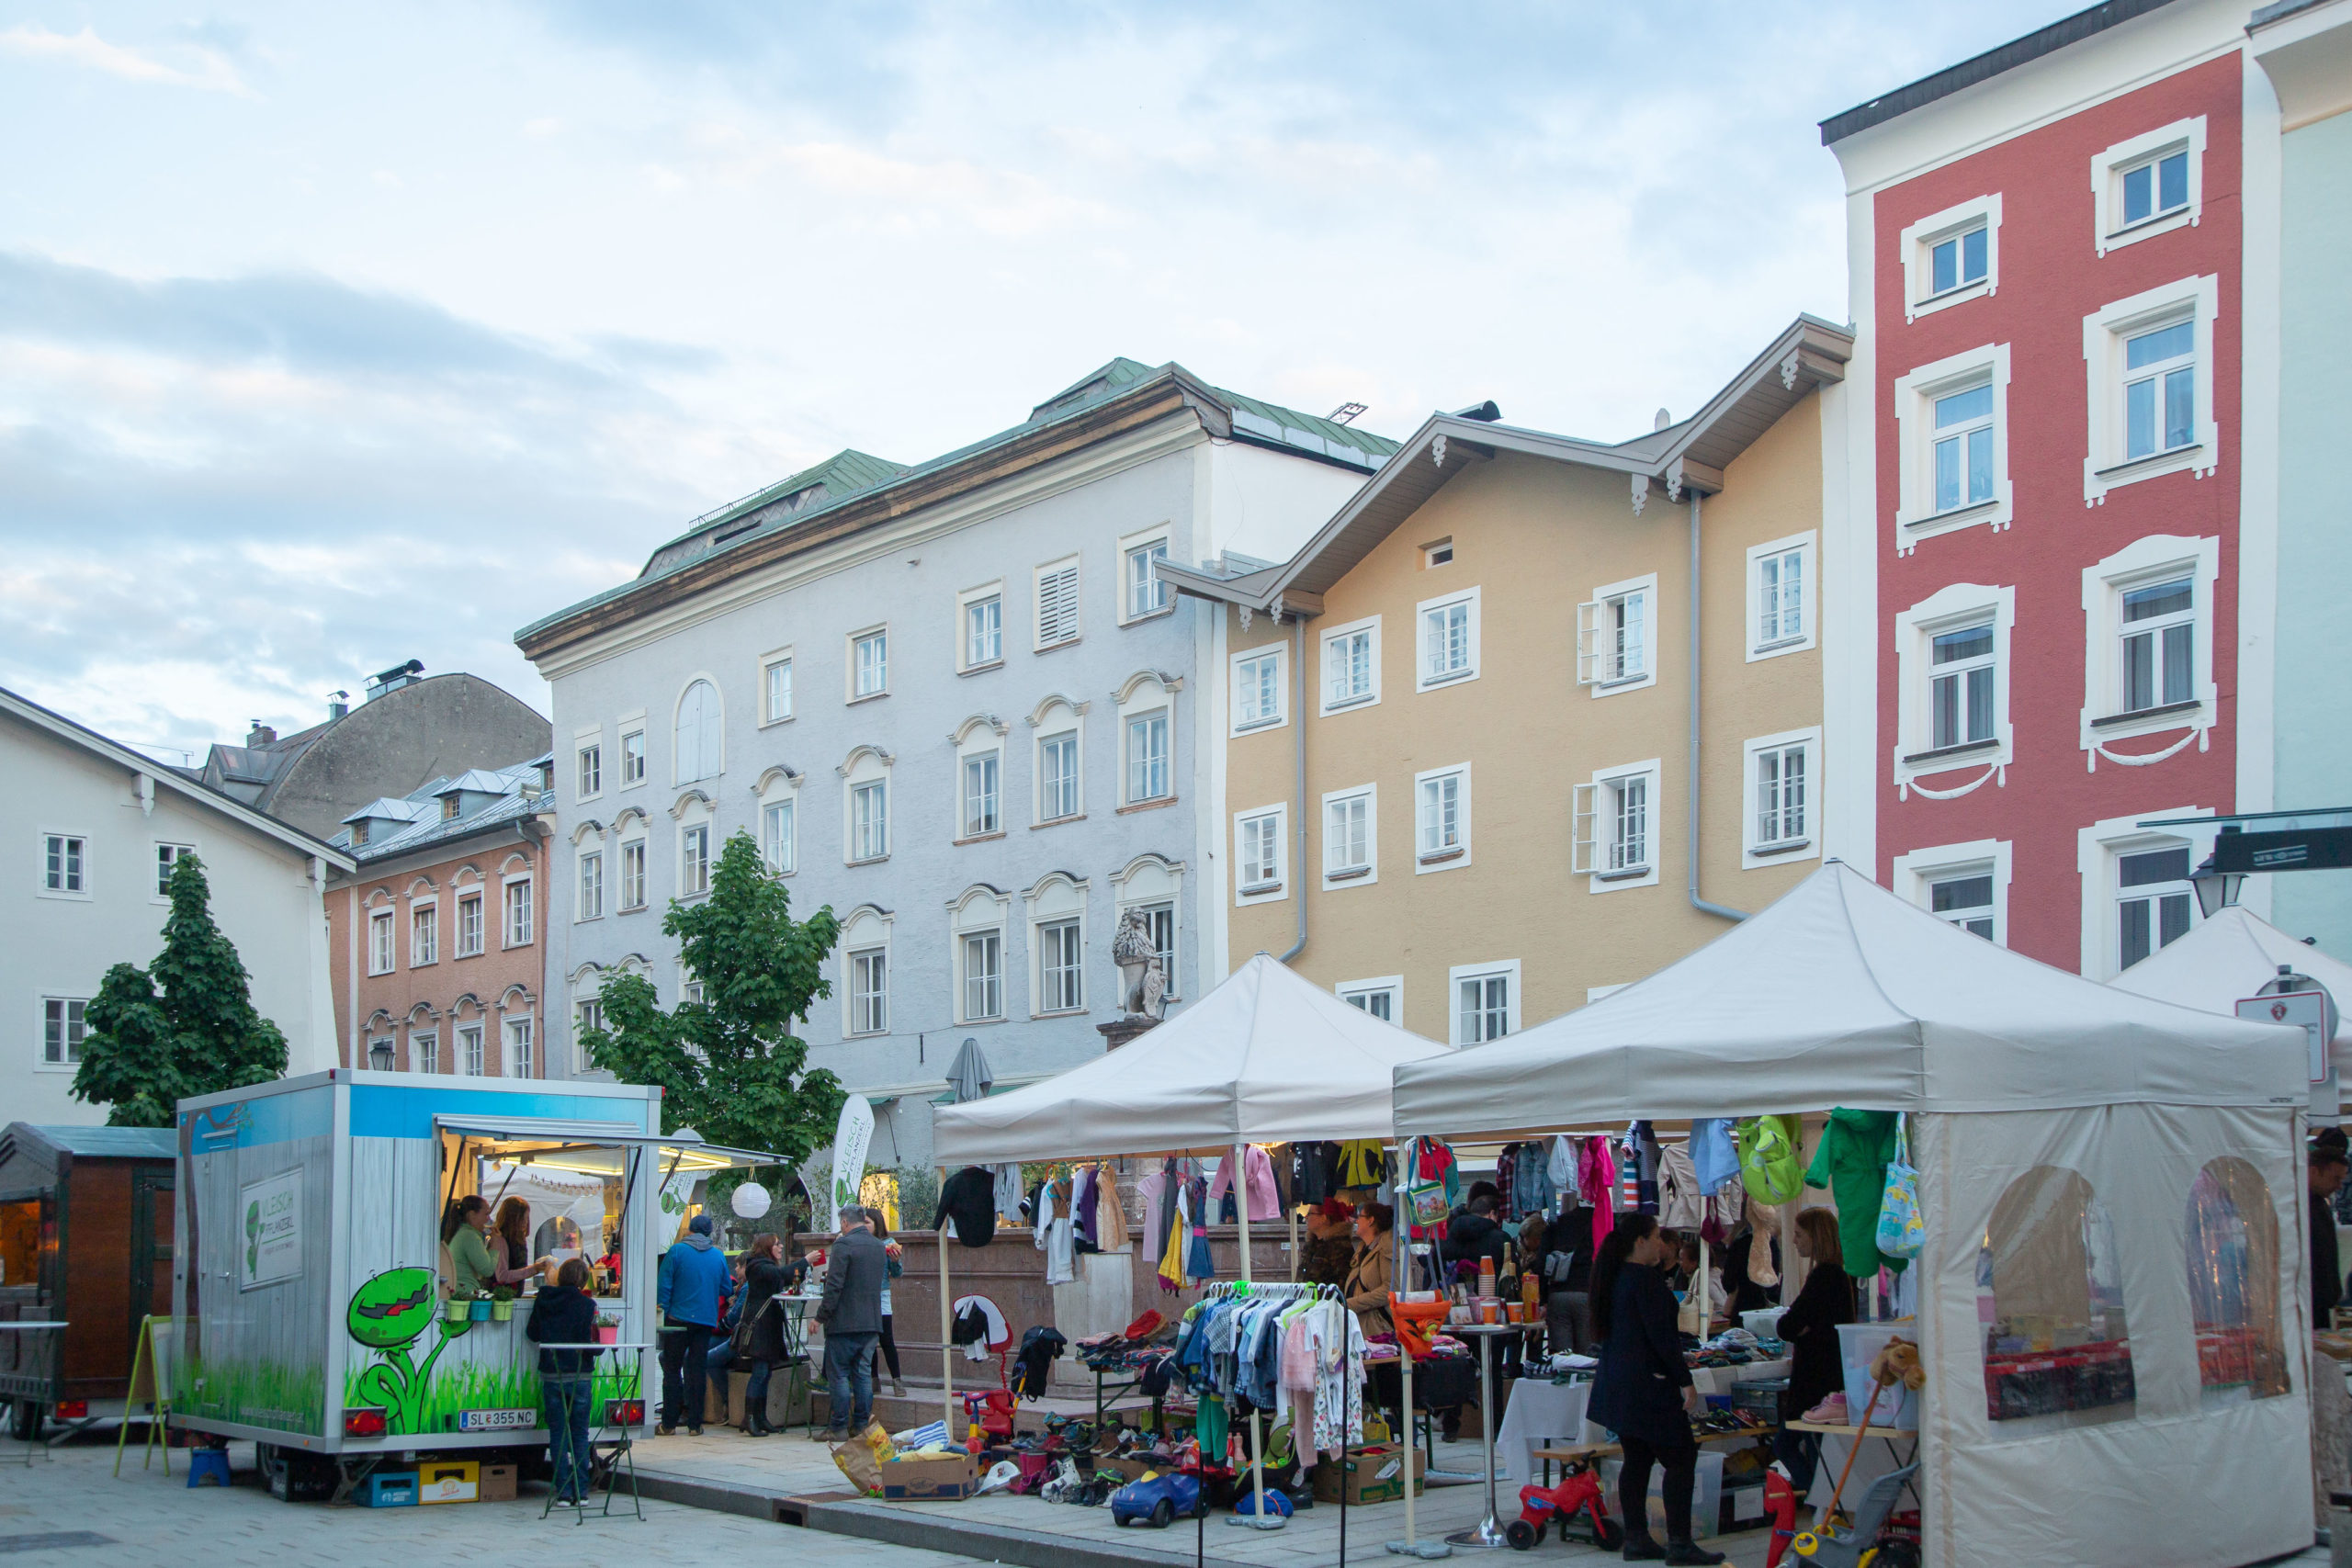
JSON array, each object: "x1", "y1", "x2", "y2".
[{"x1": 1036, "y1": 559, "x2": 1081, "y2": 648}]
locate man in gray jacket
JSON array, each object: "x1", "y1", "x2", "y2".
[{"x1": 814, "y1": 1204, "x2": 888, "y2": 1440}]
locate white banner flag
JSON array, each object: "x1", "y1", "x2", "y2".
[{"x1": 827, "y1": 1095, "x2": 875, "y2": 1233}]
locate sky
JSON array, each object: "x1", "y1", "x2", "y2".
[{"x1": 0, "y1": 0, "x2": 2079, "y2": 761}]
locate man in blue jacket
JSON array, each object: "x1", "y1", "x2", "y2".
[{"x1": 656, "y1": 1213, "x2": 730, "y2": 1435}]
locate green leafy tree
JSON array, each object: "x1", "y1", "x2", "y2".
[
  {"x1": 72, "y1": 853, "x2": 290, "y2": 1126},
  {"x1": 582, "y1": 830, "x2": 844, "y2": 1163}
]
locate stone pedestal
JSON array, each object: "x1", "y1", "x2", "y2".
[{"x1": 1096, "y1": 1013, "x2": 1162, "y2": 1051}]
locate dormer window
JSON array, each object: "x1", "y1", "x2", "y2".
[{"x1": 442, "y1": 795, "x2": 460, "y2": 820}]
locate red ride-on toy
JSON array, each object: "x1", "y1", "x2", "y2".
[{"x1": 1505, "y1": 1458, "x2": 1622, "y2": 1551}]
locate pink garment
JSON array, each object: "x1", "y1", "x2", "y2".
[
  {"x1": 1281, "y1": 1313, "x2": 1319, "y2": 1463},
  {"x1": 1208, "y1": 1145, "x2": 1282, "y2": 1223},
  {"x1": 1577, "y1": 1137, "x2": 1618, "y2": 1251}
]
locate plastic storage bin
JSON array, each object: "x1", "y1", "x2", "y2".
[
  {"x1": 1602, "y1": 1450, "x2": 1724, "y2": 1540},
  {"x1": 1740, "y1": 1307, "x2": 1787, "y2": 1340},
  {"x1": 1837, "y1": 1321, "x2": 1918, "y2": 1431}
]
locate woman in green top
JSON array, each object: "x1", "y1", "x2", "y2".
[{"x1": 442, "y1": 1195, "x2": 548, "y2": 1296}]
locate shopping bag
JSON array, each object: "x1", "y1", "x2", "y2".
[
  {"x1": 831, "y1": 1418, "x2": 898, "y2": 1495},
  {"x1": 1874, "y1": 1118, "x2": 1926, "y2": 1262},
  {"x1": 1405, "y1": 1179, "x2": 1452, "y2": 1231},
  {"x1": 1735, "y1": 1115, "x2": 1804, "y2": 1205}
]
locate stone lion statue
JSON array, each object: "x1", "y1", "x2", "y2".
[{"x1": 1112, "y1": 908, "x2": 1167, "y2": 1020}]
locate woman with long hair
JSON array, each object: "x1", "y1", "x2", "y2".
[
  {"x1": 493, "y1": 1196, "x2": 534, "y2": 1279},
  {"x1": 1771, "y1": 1209, "x2": 1856, "y2": 1498},
  {"x1": 865, "y1": 1211, "x2": 907, "y2": 1398},
  {"x1": 735, "y1": 1232, "x2": 791, "y2": 1436},
  {"x1": 1587, "y1": 1213, "x2": 1723, "y2": 1564}
]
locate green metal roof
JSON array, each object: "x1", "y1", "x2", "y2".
[{"x1": 515, "y1": 360, "x2": 1398, "y2": 648}]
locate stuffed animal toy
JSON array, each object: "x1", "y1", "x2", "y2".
[{"x1": 1870, "y1": 1337, "x2": 1926, "y2": 1393}]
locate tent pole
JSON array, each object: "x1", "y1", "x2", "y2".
[
  {"x1": 1396, "y1": 1139, "x2": 1417, "y2": 1549},
  {"x1": 1234, "y1": 1143, "x2": 1272, "y2": 1525},
  {"x1": 1289, "y1": 1199, "x2": 1299, "y2": 1283},
  {"x1": 939, "y1": 1165, "x2": 955, "y2": 1438}
]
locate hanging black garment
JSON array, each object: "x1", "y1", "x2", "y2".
[{"x1": 933, "y1": 1165, "x2": 998, "y2": 1247}]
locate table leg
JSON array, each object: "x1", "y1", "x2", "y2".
[{"x1": 1446, "y1": 1338, "x2": 1509, "y2": 1548}]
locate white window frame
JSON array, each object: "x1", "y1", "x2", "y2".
[
  {"x1": 410, "y1": 897, "x2": 441, "y2": 965},
  {"x1": 2082, "y1": 275, "x2": 2221, "y2": 504},
  {"x1": 1035, "y1": 555, "x2": 1082, "y2": 650},
  {"x1": 1416, "y1": 586, "x2": 1480, "y2": 692},
  {"x1": 368, "y1": 908, "x2": 396, "y2": 976},
  {"x1": 618, "y1": 721, "x2": 648, "y2": 789},
  {"x1": 153, "y1": 840, "x2": 195, "y2": 901},
  {"x1": 1892, "y1": 839, "x2": 2013, "y2": 948},
  {"x1": 1893, "y1": 343, "x2": 2013, "y2": 548},
  {"x1": 38, "y1": 830, "x2": 89, "y2": 900},
  {"x1": 1423, "y1": 539, "x2": 1454, "y2": 569},
  {"x1": 411, "y1": 1028, "x2": 440, "y2": 1075},
  {"x1": 1319, "y1": 615, "x2": 1382, "y2": 714},
  {"x1": 1321, "y1": 783, "x2": 1378, "y2": 890},
  {"x1": 848, "y1": 625, "x2": 889, "y2": 702},
  {"x1": 1034, "y1": 706, "x2": 1084, "y2": 824},
  {"x1": 457, "y1": 1022, "x2": 486, "y2": 1077},
  {"x1": 849, "y1": 778, "x2": 889, "y2": 864},
  {"x1": 1123, "y1": 701, "x2": 1172, "y2": 807},
  {"x1": 961, "y1": 928, "x2": 1005, "y2": 1022},
  {"x1": 505, "y1": 1016, "x2": 535, "y2": 1079},
  {"x1": 1120, "y1": 527, "x2": 1173, "y2": 624},
  {"x1": 38, "y1": 996, "x2": 88, "y2": 1071},
  {"x1": 2091, "y1": 117, "x2": 2206, "y2": 255},
  {"x1": 761, "y1": 649, "x2": 795, "y2": 725},
  {"x1": 848, "y1": 947, "x2": 889, "y2": 1036},
  {"x1": 673, "y1": 678, "x2": 723, "y2": 785},
  {"x1": 1448, "y1": 959, "x2": 1521, "y2": 1047},
  {"x1": 1893, "y1": 583, "x2": 2015, "y2": 795},
  {"x1": 1233, "y1": 806, "x2": 1288, "y2": 905},
  {"x1": 616, "y1": 839, "x2": 647, "y2": 912},
  {"x1": 1413, "y1": 763, "x2": 1471, "y2": 874},
  {"x1": 1573, "y1": 759, "x2": 1661, "y2": 892},
  {"x1": 1899, "y1": 194, "x2": 2001, "y2": 321},
  {"x1": 1035, "y1": 918, "x2": 1085, "y2": 1015},
  {"x1": 949, "y1": 886, "x2": 1011, "y2": 1024},
  {"x1": 575, "y1": 739, "x2": 603, "y2": 801},
  {"x1": 455, "y1": 888, "x2": 485, "y2": 954},
  {"x1": 957, "y1": 583, "x2": 1004, "y2": 673},
  {"x1": 1230, "y1": 645, "x2": 1286, "y2": 735},
  {"x1": 753, "y1": 769, "x2": 797, "y2": 877},
  {"x1": 2076, "y1": 808, "x2": 2214, "y2": 980},
  {"x1": 577, "y1": 849, "x2": 605, "y2": 920},
  {"x1": 2078, "y1": 534, "x2": 2220, "y2": 756},
  {"x1": 503, "y1": 874, "x2": 535, "y2": 945},
  {"x1": 961, "y1": 750, "x2": 1003, "y2": 840},
  {"x1": 1747, "y1": 532, "x2": 1818, "y2": 660},
  {"x1": 1336, "y1": 976, "x2": 1403, "y2": 1024},
  {"x1": 1741, "y1": 727, "x2": 1822, "y2": 869},
  {"x1": 1577, "y1": 572, "x2": 1659, "y2": 694}
]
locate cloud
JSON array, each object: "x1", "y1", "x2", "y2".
[{"x1": 0, "y1": 22, "x2": 252, "y2": 95}]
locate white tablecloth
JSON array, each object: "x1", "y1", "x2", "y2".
[{"x1": 1495, "y1": 1379, "x2": 1598, "y2": 1481}]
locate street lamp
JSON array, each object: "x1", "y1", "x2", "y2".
[
  {"x1": 368, "y1": 1038, "x2": 395, "y2": 1072},
  {"x1": 2189, "y1": 852, "x2": 2245, "y2": 919}
]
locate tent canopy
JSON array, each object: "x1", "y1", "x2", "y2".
[
  {"x1": 2109, "y1": 902, "x2": 2352, "y2": 1046},
  {"x1": 932, "y1": 952, "x2": 1452, "y2": 1164},
  {"x1": 1390, "y1": 863, "x2": 2306, "y2": 1139}
]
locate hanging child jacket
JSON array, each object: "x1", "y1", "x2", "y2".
[{"x1": 1577, "y1": 1137, "x2": 1618, "y2": 1251}]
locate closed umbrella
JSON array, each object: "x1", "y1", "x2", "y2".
[{"x1": 945, "y1": 1036, "x2": 994, "y2": 1105}]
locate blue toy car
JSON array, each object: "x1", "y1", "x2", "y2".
[{"x1": 1111, "y1": 1469, "x2": 1205, "y2": 1528}]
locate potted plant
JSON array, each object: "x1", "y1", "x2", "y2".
[
  {"x1": 469, "y1": 1289, "x2": 492, "y2": 1322},
  {"x1": 490, "y1": 1285, "x2": 516, "y2": 1323},
  {"x1": 594, "y1": 1313, "x2": 620, "y2": 1346},
  {"x1": 444, "y1": 1294, "x2": 471, "y2": 1325}
]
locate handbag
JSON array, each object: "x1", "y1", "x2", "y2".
[
  {"x1": 732, "y1": 1290, "x2": 777, "y2": 1359},
  {"x1": 1874, "y1": 1117, "x2": 1926, "y2": 1261},
  {"x1": 1735, "y1": 1115, "x2": 1804, "y2": 1205}
]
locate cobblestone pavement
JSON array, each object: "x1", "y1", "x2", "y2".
[{"x1": 0, "y1": 1438, "x2": 975, "y2": 1568}]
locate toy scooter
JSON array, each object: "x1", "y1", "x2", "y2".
[
  {"x1": 1763, "y1": 1466, "x2": 1799, "y2": 1568},
  {"x1": 1504, "y1": 1457, "x2": 1623, "y2": 1551}
]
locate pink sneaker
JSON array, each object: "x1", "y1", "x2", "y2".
[{"x1": 1803, "y1": 1392, "x2": 1849, "y2": 1424}]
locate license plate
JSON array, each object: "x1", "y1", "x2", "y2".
[{"x1": 456, "y1": 1407, "x2": 538, "y2": 1431}]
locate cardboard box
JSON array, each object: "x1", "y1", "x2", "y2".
[
  {"x1": 418, "y1": 1460, "x2": 480, "y2": 1505},
  {"x1": 1312, "y1": 1444, "x2": 1425, "y2": 1506},
  {"x1": 878, "y1": 1452, "x2": 979, "y2": 1501},
  {"x1": 478, "y1": 1463, "x2": 517, "y2": 1502}
]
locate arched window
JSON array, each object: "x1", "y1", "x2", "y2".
[
  {"x1": 675, "y1": 680, "x2": 723, "y2": 784},
  {"x1": 2187, "y1": 1156, "x2": 2288, "y2": 1404},
  {"x1": 1978, "y1": 1166, "x2": 2136, "y2": 1425}
]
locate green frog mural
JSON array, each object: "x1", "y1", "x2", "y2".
[{"x1": 345, "y1": 1267, "x2": 469, "y2": 1435}]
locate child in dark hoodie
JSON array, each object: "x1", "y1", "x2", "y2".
[{"x1": 527, "y1": 1258, "x2": 603, "y2": 1504}]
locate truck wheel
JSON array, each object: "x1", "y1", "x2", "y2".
[{"x1": 1505, "y1": 1520, "x2": 1536, "y2": 1551}]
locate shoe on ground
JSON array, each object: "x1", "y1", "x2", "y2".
[
  {"x1": 814, "y1": 1427, "x2": 847, "y2": 1443},
  {"x1": 889, "y1": 1378, "x2": 907, "y2": 1397},
  {"x1": 656, "y1": 1424, "x2": 675, "y2": 1437},
  {"x1": 554, "y1": 1497, "x2": 579, "y2": 1509},
  {"x1": 1620, "y1": 1534, "x2": 1665, "y2": 1561},
  {"x1": 686, "y1": 1425, "x2": 704, "y2": 1436},
  {"x1": 1663, "y1": 1541, "x2": 1724, "y2": 1565}
]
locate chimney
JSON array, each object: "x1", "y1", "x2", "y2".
[
  {"x1": 364, "y1": 659, "x2": 425, "y2": 703},
  {"x1": 247, "y1": 722, "x2": 277, "y2": 747},
  {"x1": 328, "y1": 690, "x2": 350, "y2": 722}
]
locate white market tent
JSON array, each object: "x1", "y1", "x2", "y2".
[
  {"x1": 2109, "y1": 902, "x2": 2352, "y2": 1055},
  {"x1": 1389, "y1": 862, "x2": 2312, "y2": 1568},
  {"x1": 933, "y1": 950, "x2": 1453, "y2": 1162}
]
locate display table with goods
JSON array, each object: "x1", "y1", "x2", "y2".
[{"x1": 1390, "y1": 863, "x2": 2313, "y2": 1568}]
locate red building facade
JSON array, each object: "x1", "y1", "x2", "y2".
[{"x1": 1827, "y1": 3, "x2": 2261, "y2": 977}]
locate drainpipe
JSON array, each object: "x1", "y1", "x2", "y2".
[
  {"x1": 1279, "y1": 608, "x2": 1309, "y2": 962},
  {"x1": 1688, "y1": 491, "x2": 1748, "y2": 923}
]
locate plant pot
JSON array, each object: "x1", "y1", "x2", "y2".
[
  {"x1": 469, "y1": 1299, "x2": 492, "y2": 1321},
  {"x1": 445, "y1": 1300, "x2": 471, "y2": 1325},
  {"x1": 491, "y1": 1301, "x2": 514, "y2": 1323},
  {"x1": 594, "y1": 1325, "x2": 618, "y2": 1346}
]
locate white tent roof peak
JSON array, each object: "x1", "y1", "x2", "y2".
[
  {"x1": 1390, "y1": 862, "x2": 2307, "y2": 1138},
  {"x1": 2109, "y1": 902, "x2": 2352, "y2": 1046},
  {"x1": 931, "y1": 951, "x2": 1453, "y2": 1165}
]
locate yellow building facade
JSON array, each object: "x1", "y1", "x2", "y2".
[{"x1": 1166, "y1": 318, "x2": 1851, "y2": 1044}]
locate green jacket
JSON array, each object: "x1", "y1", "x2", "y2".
[
  {"x1": 449, "y1": 1225, "x2": 499, "y2": 1295},
  {"x1": 1804, "y1": 1109, "x2": 1905, "y2": 1279}
]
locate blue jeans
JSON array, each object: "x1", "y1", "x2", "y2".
[
  {"x1": 542, "y1": 1376, "x2": 594, "y2": 1500},
  {"x1": 823, "y1": 1331, "x2": 877, "y2": 1433}
]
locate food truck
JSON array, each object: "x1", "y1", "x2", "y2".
[{"x1": 170, "y1": 1068, "x2": 773, "y2": 1498}]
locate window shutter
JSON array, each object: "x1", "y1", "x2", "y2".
[
  {"x1": 1575, "y1": 602, "x2": 1600, "y2": 685},
  {"x1": 1571, "y1": 783, "x2": 1596, "y2": 874},
  {"x1": 1038, "y1": 564, "x2": 1080, "y2": 645}
]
